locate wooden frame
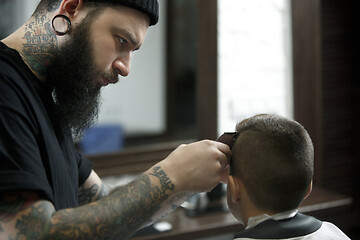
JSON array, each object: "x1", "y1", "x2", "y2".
[
  {"x1": 291, "y1": 0, "x2": 323, "y2": 185},
  {"x1": 292, "y1": 0, "x2": 359, "y2": 235},
  {"x1": 197, "y1": 0, "x2": 218, "y2": 140}
]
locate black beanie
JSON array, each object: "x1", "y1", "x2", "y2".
[{"x1": 92, "y1": 0, "x2": 159, "y2": 25}]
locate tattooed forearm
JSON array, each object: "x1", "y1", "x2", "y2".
[
  {"x1": 145, "y1": 192, "x2": 193, "y2": 226},
  {"x1": 149, "y1": 166, "x2": 175, "y2": 192},
  {"x1": 0, "y1": 192, "x2": 37, "y2": 223},
  {"x1": 14, "y1": 202, "x2": 53, "y2": 240},
  {"x1": 49, "y1": 169, "x2": 174, "y2": 240},
  {"x1": 0, "y1": 191, "x2": 51, "y2": 239},
  {"x1": 0, "y1": 193, "x2": 25, "y2": 222},
  {"x1": 78, "y1": 184, "x2": 99, "y2": 205},
  {"x1": 78, "y1": 183, "x2": 109, "y2": 205},
  {"x1": 96, "y1": 183, "x2": 109, "y2": 201},
  {"x1": 1, "y1": 166, "x2": 176, "y2": 240}
]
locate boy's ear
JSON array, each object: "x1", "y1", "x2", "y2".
[
  {"x1": 228, "y1": 175, "x2": 241, "y2": 203},
  {"x1": 303, "y1": 180, "x2": 313, "y2": 200},
  {"x1": 58, "y1": 0, "x2": 84, "y2": 19}
]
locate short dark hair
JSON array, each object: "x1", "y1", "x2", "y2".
[
  {"x1": 34, "y1": 0, "x2": 159, "y2": 25},
  {"x1": 231, "y1": 114, "x2": 314, "y2": 212}
]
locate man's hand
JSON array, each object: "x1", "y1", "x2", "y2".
[{"x1": 154, "y1": 140, "x2": 231, "y2": 193}]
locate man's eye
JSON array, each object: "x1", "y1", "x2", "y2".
[{"x1": 118, "y1": 37, "x2": 127, "y2": 45}]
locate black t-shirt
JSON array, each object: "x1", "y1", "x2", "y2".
[{"x1": 0, "y1": 42, "x2": 93, "y2": 210}]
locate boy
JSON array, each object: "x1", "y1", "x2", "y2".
[{"x1": 226, "y1": 114, "x2": 350, "y2": 239}]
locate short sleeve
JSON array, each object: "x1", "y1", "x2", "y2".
[
  {"x1": 0, "y1": 103, "x2": 54, "y2": 202},
  {"x1": 77, "y1": 152, "x2": 93, "y2": 186},
  {"x1": 0, "y1": 55, "x2": 93, "y2": 209}
]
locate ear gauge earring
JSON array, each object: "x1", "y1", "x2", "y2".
[{"x1": 52, "y1": 14, "x2": 71, "y2": 36}]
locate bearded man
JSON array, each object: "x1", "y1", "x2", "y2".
[{"x1": 0, "y1": 0, "x2": 231, "y2": 239}]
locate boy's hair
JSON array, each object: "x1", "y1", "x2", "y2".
[
  {"x1": 34, "y1": 0, "x2": 159, "y2": 26},
  {"x1": 231, "y1": 114, "x2": 314, "y2": 212}
]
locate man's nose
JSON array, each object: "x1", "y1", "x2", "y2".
[{"x1": 113, "y1": 54, "x2": 131, "y2": 77}]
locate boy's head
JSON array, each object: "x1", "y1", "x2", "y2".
[{"x1": 227, "y1": 114, "x2": 314, "y2": 223}]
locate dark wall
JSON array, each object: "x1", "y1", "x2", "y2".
[{"x1": 292, "y1": 0, "x2": 360, "y2": 238}]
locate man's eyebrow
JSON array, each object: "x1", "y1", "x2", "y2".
[{"x1": 113, "y1": 27, "x2": 141, "y2": 50}]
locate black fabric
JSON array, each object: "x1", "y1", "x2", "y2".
[
  {"x1": 93, "y1": 0, "x2": 159, "y2": 25},
  {"x1": 234, "y1": 213, "x2": 323, "y2": 239},
  {"x1": 0, "y1": 42, "x2": 93, "y2": 210}
]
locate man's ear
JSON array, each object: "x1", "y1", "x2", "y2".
[
  {"x1": 58, "y1": 0, "x2": 84, "y2": 19},
  {"x1": 303, "y1": 180, "x2": 313, "y2": 200},
  {"x1": 228, "y1": 175, "x2": 242, "y2": 203}
]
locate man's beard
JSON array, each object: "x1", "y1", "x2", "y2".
[{"x1": 48, "y1": 17, "x2": 103, "y2": 138}]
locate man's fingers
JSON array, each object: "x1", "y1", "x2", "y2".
[
  {"x1": 212, "y1": 141, "x2": 232, "y2": 184},
  {"x1": 219, "y1": 165, "x2": 230, "y2": 184},
  {"x1": 213, "y1": 141, "x2": 232, "y2": 164}
]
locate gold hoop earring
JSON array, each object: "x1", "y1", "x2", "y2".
[{"x1": 52, "y1": 14, "x2": 71, "y2": 36}]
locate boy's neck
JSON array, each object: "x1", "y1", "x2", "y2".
[
  {"x1": 240, "y1": 203, "x2": 279, "y2": 228},
  {"x1": 246, "y1": 209, "x2": 298, "y2": 229}
]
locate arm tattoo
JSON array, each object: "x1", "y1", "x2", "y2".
[
  {"x1": 0, "y1": 193, "x2": 26, "y2": 222},
  {"x1": 2, "y1": 166, "x2": 175, "y2": 239},
  {"x1": 0, "y1": 192, "x2": 26, "y2": 233},
  {"x1": 47, "y1": 166, "x2": 175, "y2": 239},
  {"x1": 78, "y1": 184, "x2": 99, "y2": 205},
  {"x1": 14, "y1": 202, "x2": 53, "y2": 240},
  {"x1": 149, "y1": 166, "x2": 175, "y2": 192},
  {"x1": 146, "y1": 192, "x2": 193, "y2": 225},
  {"x1": 78, "y1": 183, "x2": 109, "y2": 205},
  {"x1": 0, "y1": 192, "x2": 52, "y2": 238},
  {"x1": 0, "y1": 192, "x2": 37, "y2": 222},
  {"x1": 96, "y1": 183, "x2": 109, "y2": 201}
]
